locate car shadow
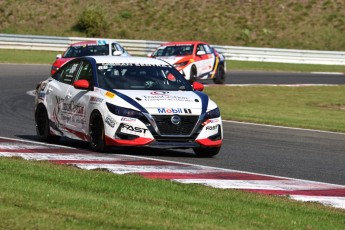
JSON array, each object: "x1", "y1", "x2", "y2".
[{"x1": 16, "y1": 135, "x2": 196, "y2": 158}]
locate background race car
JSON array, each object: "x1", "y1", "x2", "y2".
[
  {"x1": 51, "y1": 39, "x2": 130, "y2": 75},
  {"x1": 149, "y1": 41, "x2": 226, "y2": 84}
]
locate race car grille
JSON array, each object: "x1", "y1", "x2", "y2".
[{"x1": 152, "y1": 115, "x2": 199, "y2": 135}]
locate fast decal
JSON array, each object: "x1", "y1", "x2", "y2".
[
  {"x1": 121, "y1": 124, "x2": 148, "y2": 134},
  {"x1": 205, "y1": 125, "x2": 218, "y2": 131}
]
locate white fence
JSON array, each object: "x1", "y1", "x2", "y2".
[{"x1": 0, "y1": 33, "x2": 344, "y2": 65}]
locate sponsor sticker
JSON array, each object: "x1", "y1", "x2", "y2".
[
  {"x1": 90, "y1": 97, "x2": 104, "y2": 104},
  {"x1": 205, "y1": 125, "x2": 218, "y2": 131},
  {"x1": 105, "y1": 116, "x2": 116, "y2": 128},
  {"x1": 120, "y1": 124, "x2": 148, "y2": 135},
  {"x1": 157, "y1": 108, "x2": 192, "y2": 114},
  {"x1": 105, "y1": 91, "x2": 115, "y2": 98},
  {"x1": 121, "y1": 117, "x2": 136, "y2": 122}
]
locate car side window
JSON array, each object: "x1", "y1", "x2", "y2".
[
  {"x1": 197, "y1": 44, "x2": 205, "y2": 52},
  {"x1": 112, "y1": 43, "x2": 124, "y2": 55},
  {"x1": 60, "y1": 62, "x2": 81, "y2": 85},
  {"x1": 203, "y1": 45, "x2": 212, "y2": 54},
  {"x1": 75, "y1": 61, "x2": 93, "y2": 85}
]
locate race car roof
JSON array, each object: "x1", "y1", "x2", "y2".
[
  {"x1": 70, "y1": 39, "x2": 120, "y2": 47},
  {"x1": 159, "y1": 41, "x2": 208, "y2": 46}
]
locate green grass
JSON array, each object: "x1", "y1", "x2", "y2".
[
  {"x1": 1, "y1": 157, "x2": 344, "y2": 229},
  {"x1": 1, "y1": 49, "x2": 345, "y2": 73},
  {"x1": 205, "y1": 86, "x2": 345, "y2": 133}
]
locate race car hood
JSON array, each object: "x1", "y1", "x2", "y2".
[
  {"x1": 156, "y1": 56, "x2": 185, "y2": 65},
  {"x1": 52, "y1": 57, "x2": 73, "y2": 67},
  {"x1": 115, "y1": 90, "x2": 206, "y2": 115}
]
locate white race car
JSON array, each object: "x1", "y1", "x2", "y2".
[{"x1": 35, "y1": 56, "x2": 223, "y2": 157}]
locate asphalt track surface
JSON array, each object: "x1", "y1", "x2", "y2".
[{"x1": 1, "y1": 63, "x2": 344, "y2": 186}]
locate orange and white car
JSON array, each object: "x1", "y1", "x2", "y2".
[{"x1": 149, "y1": 41, "x2": 226, "y2": 84}]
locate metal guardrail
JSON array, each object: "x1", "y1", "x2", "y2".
[{"x1": 1, "y1": 33, "x2": 344, "y2": 65}]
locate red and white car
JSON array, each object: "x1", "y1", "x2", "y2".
[
  {"x1": 149, "y1": 41, "x2": 226, "y2": 84},
  {"x1": 51, "y1": 39, "x2": 129, "y2": 75}
]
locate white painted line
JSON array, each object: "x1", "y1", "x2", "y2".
[
  {"x1": 223, "y1": 120, "x2": 345, "y2": 135},
  {"x1": 291, "y1": 195, "x2": 345, "y2": 209},
  {"x1": 311, "y1": 72, "x2": 345, "y2": 75},
  {"x1": 172, "y1": 179, "x2": 343, "y2": 190}
]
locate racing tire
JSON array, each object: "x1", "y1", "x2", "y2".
[
  {"x1": 193, "y1": 146, "x2": 221, "y2": 158},
  {"x1": 189, "y1": 65, "x2": 197, "y2": 83},
  {"x1": 89, "y1": 111, "x2": 107, "y2": 152},
  {"x1": 213, "y1": 64, "x2": 225, "y2": 84},
  {"x1": 35, "y1": 104, "x2": 60, "y2": 143}
]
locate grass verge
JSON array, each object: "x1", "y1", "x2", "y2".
[
  {"x1": 1, "y1": 157, "x2": 344, "y2": 229},
  {"x1": 205, "y1": 86, "x2": 345, "y2": 133}
]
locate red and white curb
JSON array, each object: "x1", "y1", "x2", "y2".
[{"x1": 1, "y1": 137, "x2": 345, "y2": 209}]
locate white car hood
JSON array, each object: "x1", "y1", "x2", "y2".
[{"x1": 116, "y1": 90, "x2": 205, "y2": 115}]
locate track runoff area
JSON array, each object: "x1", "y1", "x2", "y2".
[{"x1": 0, "y1": 137, "x2": 345, "y2": 210}]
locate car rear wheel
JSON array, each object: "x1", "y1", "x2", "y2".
[
  {"x1": 89, "y1": 111, "x2": 107, "y2": 152},
  {"x1": 193, "y1": 146, "x2": 221, "y2": 157},
  {"x1": 35, "y1": 104, "x2": 60, "y2": 143},
  {"x1": 189, "y1": 65, "x2": 197, "y2": 83},
  {"x1": 213, "y1": 64, "x2": 225, "y2": 84}
]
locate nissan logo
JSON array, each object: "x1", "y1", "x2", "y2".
[{"x1": 171, "y1": 115, "x2": 181, "y2": 125}]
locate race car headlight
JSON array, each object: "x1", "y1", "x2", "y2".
[
  {"x1": 106, "y1": 103, "x2": 143, "y2": 118},
  {"x1": 174, "y1": 61, "x2": 189, "y2": 67},
  {"x1": 204, "y1": 107, "x2": 220, "y2": 120}
]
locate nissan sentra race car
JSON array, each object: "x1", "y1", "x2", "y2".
[
  {"x1": 35, "y1": 56, "x2": 223, "y2": 157},
  {"x1": 148, "y1": 41, "x2": 226, "y2": 84},
  {"x1": 51, "y1": 39, "x2": 129, "y2": 75}
]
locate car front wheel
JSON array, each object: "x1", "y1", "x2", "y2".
[
  {"x1": 89, "y1": 111, "x2": 107, "y2": 152},
  {"x1": 193, "y1": 146, "x2": 221, "y2": 157},
  {"x1": 213, "y1": 64, "x2": 225, "y2": 84},
  {"x1": 189, "y1": 65, "x2": 197, "y2": 83}
]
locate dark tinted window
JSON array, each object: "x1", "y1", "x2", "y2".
[
  {"x1": 153, "y1": 45, "x2": 194, "y2": 57},
  {"x1": 96, "y1": 63, "x2": 193, "y2": 91},
  {"x1": 59, "y1": 61, "x2": 81, "y2": 85}
]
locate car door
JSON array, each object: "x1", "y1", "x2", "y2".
[
  {"x1": 194, "y1": 44, "x2": 215, "y2": 78},
  {"x1": 46, "y1": 60, "x2": 81, "y2": 134},
  {"x1": 63, "y1": 60, "x2": 94, "y2": 139}
]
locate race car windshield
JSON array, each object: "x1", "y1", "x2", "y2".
[
  {"x1": 97, "y1": 64, "x2": 193, "y2": 91},
  {"x1": 63, "y1": 45, "x2": 109, "y2": 58},
  {"x1": 152, "y1": 45, "x2": 194, "y2": 57}
]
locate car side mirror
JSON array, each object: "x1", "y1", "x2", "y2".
[
  {"x1": 196, "y1": 51, "x2": 206, "y2": 56},
  {"x1": 56, "y1": 54, "x2": 62, "y2": 59},
  {"x1": 113, "y1": 51, "x2": 122, "y2": 56},
  {"x1": 147, "y1": 52, "x2": 153, "y2": 57},
  {"x1": 192, "y1": 82, "x2": 204, "y2": 91},
  {"x1": 74, "y1": 79, "x2": 90, "y2": 90}
]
